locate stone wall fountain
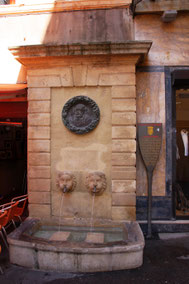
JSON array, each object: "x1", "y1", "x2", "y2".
[
  {"x1": 8, "y1": 90, "x2": 145, "y2": 271},
  {"x1": 9, "y1": 167, "x2": 145, "y2": 272},
  {"x1": 8, "y1": 36, "x2": 151, "y2": 271}
]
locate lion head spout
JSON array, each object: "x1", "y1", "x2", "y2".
[
  {"x1": 56, "y1": 171, "x2": 76, "y2": 193},
  {"x1": 85, "y1": 172, "x2": 106, "y2": 195}
]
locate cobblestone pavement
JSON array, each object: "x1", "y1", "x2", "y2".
[{"x1": 1, "y1": 235, "x2": 189, "y2": 284}]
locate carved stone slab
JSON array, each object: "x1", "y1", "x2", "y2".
[
  {"x1": 138, "y1": 123, "x2": 162, "y2": 172},
  {"x1": 62, "y1": 96, "x2": 100, "y2": 134}
]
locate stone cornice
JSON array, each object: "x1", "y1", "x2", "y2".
[
  {"x1": 9, "y1": 41, "x2": 152, "y2": 67},
  {"x1": 0, "y1": 0, "x2": 131, "y2": 16}
]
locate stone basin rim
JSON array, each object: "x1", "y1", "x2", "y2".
[
  {"x1": 8, "y1": 218, "x2": 145, "y2": 272},
  {"x1": 8, "y1": 218, "x2": 144, "y2": 255},
  {"x1": 8, "y1": 238, "x2": 144, "y2": 254}
]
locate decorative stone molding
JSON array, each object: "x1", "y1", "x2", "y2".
[{"x1": 9, "y1": 41, "x2": 152, "y2": 67}]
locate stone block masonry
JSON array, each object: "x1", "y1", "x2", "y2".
[
  {"x1": 111, "y1": 83, "x2": 136, "y2": 221},
  {"x1": 27, "y1": 87, "x2": 51, "y2": 218},
  {"x1": 18, "y1": 42, "x2": 152, "y2": 222},
  {"x1": 27, "y1": 62, "x2": 137, "y2": 221}
]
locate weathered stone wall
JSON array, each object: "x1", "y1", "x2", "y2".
[
  {"x1": 135, "y1": 13, "x2": 189, "y2": 66},
  {"x1": 27, "y1": 56, "x2": 137, "y2": 222}
]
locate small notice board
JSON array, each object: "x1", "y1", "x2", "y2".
[
  {"x1": 138, "y1": 123, "x2": 162, "y2": 172},
  {"x1": 137, "y1": 123, "x2": 162, "y2": 238}
]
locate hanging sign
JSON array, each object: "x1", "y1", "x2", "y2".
[
  {"x1": 137, "y1": 123, "x2": 162, "y2": 238},
  {"x1": 138, "y1": 123, "x2": 162, "y2": 172}
]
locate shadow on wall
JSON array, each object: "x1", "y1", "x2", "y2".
[{"x1": 42, "y1": 6, "x2": 134, "y2": 45}]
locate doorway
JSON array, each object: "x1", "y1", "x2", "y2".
[
  {"x1": 165, "y1": 68, "x2": 189, "y2": 219},
  {"x1": 0, "y1": 89, "x2": 27, "y2": 203},
  {"x1": 175, "y1": 89, "x2": 189, "y2": 217}
]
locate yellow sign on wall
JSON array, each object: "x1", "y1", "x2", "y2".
[{"x1": 147, "y1": 126, "x2": 154, "y2": 136}]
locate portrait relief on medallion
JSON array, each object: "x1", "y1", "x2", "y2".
[
  {"x1": 62, "y1": 96, "x2": 100, "y2": 134},
  {"x1": 56, "y1": 171, "x2": 76, "y2": 193},
  {"x1": 85, "y1": 172, "x2": 107, "y2": 195}
]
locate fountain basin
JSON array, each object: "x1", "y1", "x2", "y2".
[{"x1": 8, "y1": 218, "x2": 145, "y2": 272}]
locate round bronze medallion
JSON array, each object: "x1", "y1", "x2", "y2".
[{"x1": 62, "y1": 96, "x2": 100, "y2": 134}]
